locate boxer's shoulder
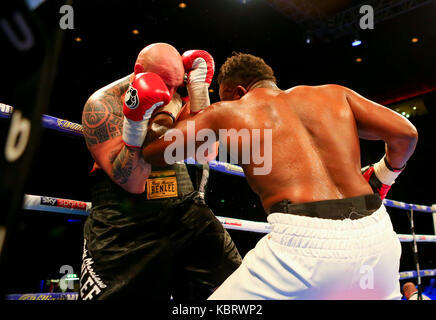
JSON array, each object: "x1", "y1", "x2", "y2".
[
  {"x1": 83, "y1": 91, "x2": 123, "y2": 122},
  {"x1": 81, "y1": 76, "x2": 131, "y2": 146},
  {"x1": 285, "y1": 85, "x2": 311, "y2": 92},
  {"x1": 85, "y1": 77, "x2": 131, "y2": 116},
  {"x1": 284, "y1": 84, "x2": 344, "y2": 94},
  {"x1": 283, "y1": 84, "x2": 348, "y2": 105}
]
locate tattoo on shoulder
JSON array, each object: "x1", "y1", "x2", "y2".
[{"x1": 82, "y1": 78, "x2": 130, "y2": 146}]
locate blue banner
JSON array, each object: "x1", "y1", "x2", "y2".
[{"x1": 6, "y1": 292, "x2": 78, "y2": 300}]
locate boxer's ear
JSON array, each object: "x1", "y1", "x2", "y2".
[
  {"x1": 134, "y1": 63, "x2": 145, "y2": 74},
  {"x1": 233, "y1": 85, "x2": 247, "y2": 100}
]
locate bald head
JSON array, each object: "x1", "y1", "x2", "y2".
[
  {"x1": 134, "y1": 43, "x2": 185, "y2": 93},
  {"x1": 402, "y1": 282, "x2": 418, "y2": 299}
]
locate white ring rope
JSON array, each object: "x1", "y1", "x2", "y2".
[
  {"x1": 22, "y1": 194, "x2": 436, "y2": 243},
  {"x1": 23, "y1": 194, "x2": 91, "y2": 216}
]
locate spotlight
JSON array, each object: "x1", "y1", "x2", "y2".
[
  {"x1": 411, "y1": 37, "x2": 419, "y2": 43},
  {"x1": 304, "y1": 32, "x2": 313, "y2": 45},
  {"x1": 355, "y1": 57, "x2": 362, "y2": 63},
  {"x1": 209, "y1": 89, "x2": 214, "y2": 93},
  {"x1": 179, "y1": 2, "x2": 187, "y2": 8},
  {"x1": 75, "y1": 37, "x2": 82, "y2": 42},
  {"x1": 132, "y1": 29, "x2": 139, "y2": 35},
  {"x1": 412, "y1": 106, "x2": 417, "y2": 110},
  {"x1": 352, "y1": 39, "x2": 362, "y2": 47}
]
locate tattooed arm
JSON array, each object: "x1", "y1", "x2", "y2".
[{"x1": 82, "y1": 75, "x2": 151, "y2": 193}]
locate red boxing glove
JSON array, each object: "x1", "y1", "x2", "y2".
[
  {"x1": 182, "y1": 50, "x2": 214, "y2": 114},
  {"x1": 182, "y1": 50, "x2": 215, "y2": 85},
  {"x1": 122, "y1": 72, "x2": 171, "y2": 148},
  {"x1": 362, "y1": 156, "x2": 405, "y2": 200}
]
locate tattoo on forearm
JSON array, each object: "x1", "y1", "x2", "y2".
[
  {"x1": 112, "y1": 147, "x2": 139, "y2": 185},
  {"x1": 108, "y1": 150, "x2": 118, "y2": 164},
  {"x1": 82, "y1": 78, "x2": 130, "y2": 146}
]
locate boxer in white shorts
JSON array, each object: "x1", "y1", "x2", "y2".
[{"x1": 142, "y1": 52, "x2": 418, "y2": 300}]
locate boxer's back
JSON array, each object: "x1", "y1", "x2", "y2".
[{"x1": 218, "y1": 84, "x2": 373, "y2": 210}]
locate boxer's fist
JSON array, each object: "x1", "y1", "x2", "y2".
[
  {"x1": 362, "y1": 156, "x2": 405, "y2": 200},
  {"x1": 182, "y1": 50, "x2": 215, "y2": 86},
  {"x1": 150, "y1": 92, "x2": 183, "y2": 123},
  {"x1": 123, "y1": 72, "x2": 171, "y2": 121},
  {"x1": 182, "y1": 50, "x2": 214, "y2": 114},
  {"x1": 122, "y1": 72, "x2": 171, "y2": 148}
]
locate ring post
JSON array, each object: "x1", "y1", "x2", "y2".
[
  {"x1": 408, "y1": 208, "x2": 423, "y2": 300},
  {"x1": 433, "y1": 204, "x2": 436, "y2": 235}
]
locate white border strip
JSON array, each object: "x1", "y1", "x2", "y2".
[{"x1": 23, "y1": 194, "x2": 91, "y2": 216}]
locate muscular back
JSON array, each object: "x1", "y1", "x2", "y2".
[{"x1": 211, "y1": 85, "x2": 372, "y2": 209}]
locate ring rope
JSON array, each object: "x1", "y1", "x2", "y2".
[
  {"x1": 399, "y1": 269, "x2": 436, "y2": 280},
  {"x1": 22, "y1": 194, "x2": 436, "y2": 243},
  {"x1": 2, "y1": 105, "x2": 434, "y2": 213},
  {"x1": 0, "y1": 103, "x2": 83, "y2": 136},
  {"x1": 23, "y1": 194, "x2": 90, "y2": 216}
]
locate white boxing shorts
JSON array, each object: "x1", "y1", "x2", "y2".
[{"x1": 209, "y1": 201, "x2": 402, "y2": 300}]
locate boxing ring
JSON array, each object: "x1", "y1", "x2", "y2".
[{"x1": 1, "y1": 103, "x2": 436, "y2": 300}]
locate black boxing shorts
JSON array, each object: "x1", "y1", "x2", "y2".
[{"x1": 79, "y1": 163, "x2": 242, "y2": 300}]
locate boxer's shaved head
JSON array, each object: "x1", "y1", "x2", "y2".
[
  {"x1": 135, "y1": 43, "x2": 185, "y2": 91},
  {"x1": 218, "y1": 52, "x2": 276, "y2": 100},
  {"x1": 402, "y1": 283, "x2": 417, "y2": 299}
]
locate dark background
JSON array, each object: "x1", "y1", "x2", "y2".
[{"x1": 1, "y1": 0, "x2": 435, "y2": 294}]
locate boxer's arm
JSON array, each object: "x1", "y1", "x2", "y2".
[
  {"x1": 82, "y1": 78, "x2": 151, "y2": 194},
  {"x1": 142, "y1": 92, "x2": 190, "y2": 146},
  {"x1": 142, "y1": 103, "x2": 224, "y2": 166},
  {"x1": 143, "y1": 113, "x2": 174, "y2": 146},
  {"x1": 176, "y1": 100, "x2": 192, "y2": 121},
  {"x1": 344, "y1": 86, "x2": 418, "y2": 168}
]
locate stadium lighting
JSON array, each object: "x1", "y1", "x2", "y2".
[{"x1": 352, "y1": 39, "x2": 362, "y2": 47}]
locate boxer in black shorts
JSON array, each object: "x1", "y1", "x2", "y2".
[{"x1": 79, "y1": 43, "x2": 241, "y2": 300}]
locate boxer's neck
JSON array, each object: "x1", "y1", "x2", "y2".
[{"x1": 248, "y1": 80, "x2": 279, "y2": 91}]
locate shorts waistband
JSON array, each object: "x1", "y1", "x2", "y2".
[
  {"x1": 266, "y1": 204, "x2": 396, "y2": 258},
  {"x1": 266, "y1": 194, "x2": 382, "y2": 220}
]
